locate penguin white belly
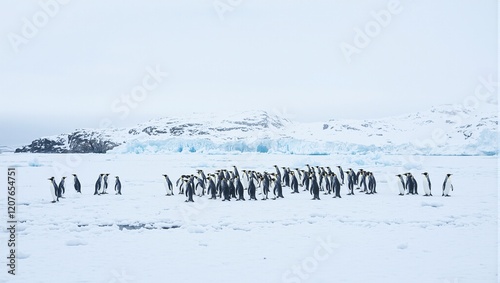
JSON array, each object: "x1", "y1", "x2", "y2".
[
  {"x1": 423, "y1": 179, "x2": 431, "y2": 195},
  {"x1": 443, "y1": 180, "x2": 453, "y2": 196},
  {"x1": 50, "y1": 183, "x2": 57, "y2": 202},
  {"x1": 397, "y1": 180, "x2": 404, "y2": 195},
  {"x1": 164, "y1": 182, "x2": 170, "y2": 195}
]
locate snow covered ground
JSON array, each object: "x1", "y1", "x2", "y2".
[{"x1": 0, "y1": 153, "x2": 497, "y2": 282}]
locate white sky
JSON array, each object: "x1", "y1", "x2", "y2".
[{"x1": 0, "y1": 0, "x2": 497, "y2": 146}]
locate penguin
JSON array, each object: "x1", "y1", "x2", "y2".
[
  {"x1": 48, "y1": 177, "x2": 59, "y2": 203},
  {"x1": 261, "y1": 173, "x2": 270, "y2": 200},
  {"x1": 321, "y1": 173, "x2": 331, "y2": 194},
  {"x1": 194, "y1": 177, "x2": 205, "y2": 196},
  {"x1": 184, "y1": 179, "x2": 194, "y2": 202},
  {"x1": 367, "y1": 172, "x2": 376, "y2": 194},
  {"x1": 411, "y1": 174, "x2": 418, "y2": 195},
  {"x1": 282, "y1": 167, "x2": 290, "y2": 187},
  {"x1": 310, "y1": 175, "x2": 320, "y2": 200},
  {"x1": 290, "y1": 171, "x2": 299, "y2": 193},
  {"x1": 221, "y1": 179, "x2": 231, "y2": 201},
  {"x1": 422, "y1": 172, "x2": 432, "y2": 196},
  {"x1": 102, "y1": 173, "x2": 109, "y2": 194},
  {"x1": 228, "y1": 176, "x2": 236, "y2": 199},
  {"x1": 94, "y1": 174, "x2": 102, "y2": 195},
  {"x1": 248, "y1": 176, "x2": 257, "y2": 200},
  {"x1": 234, "y1": 176, "x2": 245, "y2": 201},
  {"x1": 396, "y1": 174, "x2": 405, "y2": 196},
  {"x1": 273, "y1": 176, "x2": 284, "y2": 199},
  {"x1": 332, "y1": 173, "x2": 341, "y2": 198},
  {"x1": 207, "y1": 175, "x2": 217, "y2": 200},
  {"x1": 360, "y1": 171, "x2": 368, "y2": 192},
  {"x1": 337, "y1": 166, "x2": 345, "y2": 185},
  {"x1": 176, "y1": 175, "x2": 186, "y2": 194},
  {"x1": 357, "y1": 169, "x2": 364, "y2": 189},
  {"x1": 217, "y1": 170, "x2": 224, "y2": 198},
  {"x1": 273, "y1": 165, "x2": 282, "y2": 182},
  {"x1": 163, "y1": 174, "x2": 174, "y2": 196},
  {"x1": 72, "y1": 174, "x2": 81, "y2": 193},
  {"x1": 58, "y1": 177, "x2": 66, "y2": 196},
  {"x1": 197, "y1": 170, "x2": 207, "y2": 186},
  {"x1": 405, "y1": 173, "x2": 414, "y2": 195},
  {"x1": 115, "y1": 176, "x2": 122, "y2": 195},
  {"x1": 301, "y1": 170, "x2": 310, "y2": 191},
  {"x1": 346, "y1": 170, "x2": 355, "y2": 195},
  {"x1": 442, "y1": 174, "x2": 453, "y2": 197}
]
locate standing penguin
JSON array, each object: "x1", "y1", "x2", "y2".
[
  {"x1": 282, "y1": 167, "x2": 290, "y2": 188},
  {"x1": 290, "y1": 171, "x2": 299, "y2": 193},
  {"x1": 94, "y1": 174, "x2": 103, "y2": 195},
  {"x1": 234, "y1": 176, "x2": 245, "y2": 201},
  {"x1": 115, "y1": 176, "x2": 122, "y2": 195},
  {"x1": 301, "y1": 170, "x2": 310, "y2": 191},
  {"x1": 247, "y1": 176, "x2": 257, "y2": 200},
  {"x1": 332, "y1": 173, "x2": 341, "y2": 198},
  {"x1": 310, "y1": 175, "x2": 320, "y2": 200},
  {"x1": 48, "y1": 177, "x2": 59, "y2": 203},
  {"x1": 207, "y1": 175, "x2": 217, "y2": 200},
  {"x1": 72, "y1": 174, "x2": 81, "y2": 193},
  {"x1": 442, "y1": 174, "x2": 453, "y2": 197},
  {"x1": 405, "y1": 173, "x2": 414, "y2": 195},
  {"x1": 422, "y1": 172, "x2": 432, "y2": 196},
  {"x1": 163, "y1": 174, "x2": 174, "y2": 196},
  {"x1": 261, "y1": 173, "x2": 270, "y2": 200},
  {"x1": 221, "y1": 179, "x2": 231, "y2": 201},
  {"x1": 396, "y1": 174, "x2": 405, "y2": 196},
  {"x1": 346, "y1": 170, "x2": 355, "y2": 195},
  {"x1": 273, "y1": 165, "x2": 282, "y2": 183},
  {"x1": 359, "y1": 171, "x2": 367, "y2": 192},
  {"x1": 197, "y1": 170, "x2": 207, "y2": 187},
  {"x1": 102, "y1": 174, "x2": 109, "y2": 194},
  {"x1": 184, "y1": 179, "x2": 194, "y2": 202},
  {"x1": 58, "y1": 177, "x2": 66, "y2": 196},
  {"x1": 273, "y1": 176, "x2": 284, "y2": 199},
  {"x1": 367, "y1": 172, "x2": 376, "y2": 194},
  {"x1": 228, "y1": 176, "x2": 236, "y2": 199},
  {"x1": 337, "y1": 166, "x2": 345, "y2": 185},
  {"x1": 411, "y1": 174, "x2": 418, "y2": 195}
]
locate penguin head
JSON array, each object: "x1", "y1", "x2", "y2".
[
  {"x1": 115, "y1": 176, "x2": 119, "y2": 179},
  {"x1": 447, "y1": 173, "x2": 452, "y2": 177},
  {"x1": 422, "y1": 172, "x2": 428, "y2": 176},
  {"x1": 48, "y1": 177, "x2": 54, "y2": 181},
  {"x1": 72, "y1": 174, "x2": 77, "y2": 176},
  {"x1": 62, "y1": 176, "x2": 66, "y2": 179}
]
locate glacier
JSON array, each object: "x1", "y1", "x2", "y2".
[{"x1": 14, "y1": 103, "x2": 498, "y2": 155}]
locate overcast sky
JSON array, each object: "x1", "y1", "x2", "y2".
[{"x1": 0, "y1": 0, "x2": 497, "y2": 146}]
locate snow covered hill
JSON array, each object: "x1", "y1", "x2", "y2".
[{"x1": 15, "y1": 104, "x2": 498, "y2": 155}]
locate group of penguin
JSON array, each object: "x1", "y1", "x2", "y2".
[
  {"x1": 47, "y1": 165, "x2": 455, "y2": 204},
  {"x1": 396, "y1": 172, "x2": 454, "y2": 197},
  {"x1": 162, "y1": 165, "x2": 380, "y2": 202},
  {"x1": 47, "y1": 174, "x2": 122, "y2": 203}
]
